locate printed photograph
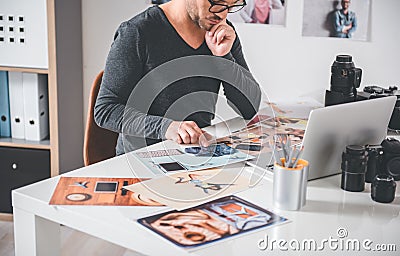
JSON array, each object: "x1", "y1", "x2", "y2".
[
  {"x1": 302, "y1": 0, "x2": 371, "y2": 41},
  {"x1": 49, "y1": 177, "x2": 162, "y2": 206},
  {"x1": 138, "y1": 195, "x2": 288, "y2": 248},
  {"x1": 228, "y1": 0, "x2": 286, "y2": 25}
]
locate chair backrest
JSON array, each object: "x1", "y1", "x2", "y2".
[{"x1": 83, "y1": 71, "x2": 118, "y2": 166}]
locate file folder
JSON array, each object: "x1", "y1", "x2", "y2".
[
  {"x1": 0, "y1": 71, "x2": 11, "y2": 138},
  {"x1": 22, "y1": 73, "x2": 49, "y2": 141},
  {"x1": 8, "y1": 72, "x2": 25, "y2": 139}
]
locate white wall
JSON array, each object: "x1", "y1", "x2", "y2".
[
  {"x1": 82, "y1": 0, "x2": 400, "y2": 124},
  {"x1": 81, "y1": 0, "x2": 149, "y2": 123}
]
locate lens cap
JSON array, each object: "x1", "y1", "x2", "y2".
[
  {"x1": 371, "y1": 174, "x2": 396, "y2": 203},
  {"x1": 346, "y1": 145, "x2": 365, "y2": 155},
  {"x1": 336, "y1": 55, "x2": 352, "y2": 63}
]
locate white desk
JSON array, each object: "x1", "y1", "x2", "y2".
[{"x1": 13, "y1": 140, "x2": 400, "y2": 256}]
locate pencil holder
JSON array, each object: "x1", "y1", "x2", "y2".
[{"x1": 273, "y1": 159, "x2": 309, "y2": 211}]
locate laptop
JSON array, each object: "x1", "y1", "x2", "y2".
[{"x1": 246, "y1": 96, "x2": 397, "y2": 180}]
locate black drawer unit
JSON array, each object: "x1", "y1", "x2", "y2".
[{"x1": 0, "y1": 147, "x2": 50, "y2": 213}]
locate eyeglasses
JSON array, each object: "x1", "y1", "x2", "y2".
[{"x1": 208, "y1": 0, "x2": 247, "y2": 14}]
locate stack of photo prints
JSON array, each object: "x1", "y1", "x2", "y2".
[{"x1": 49, "y1": 99, "x2": 321, "y2": 249}]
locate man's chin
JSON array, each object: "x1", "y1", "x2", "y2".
[
  {"x1": 198, "y1": 21, "x2": 213, "y2": 31},
  {"x1": 200, "y1": 18, "x2": 222, "y2": 31}
]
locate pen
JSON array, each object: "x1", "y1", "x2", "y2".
[
  {"x1": 278, "y1": 135, "x2": 288, "y2": 163},
  {"x1": 292, "y1": 146, "x2": 304, "y2": 168},
  {"x1": 269, "y1": 139, "x2": 283, "y2": 166},
  {"x1": 286, "y1": 145, "x2": 294, "y2": 168},
  {"x1": 288, "y1": 146, "x2": 297, "y2": 168}
]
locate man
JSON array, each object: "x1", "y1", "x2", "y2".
[
  {"x1": 333, "y1": 0, "x2": 357, "y2": 38},
  {"x1": 95, "y1": 0, "x2": 261, "y2": 155}
]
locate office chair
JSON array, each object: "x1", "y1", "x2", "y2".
[{"x1": 83, "y1": 71, "x2": 118, "y2": 166}]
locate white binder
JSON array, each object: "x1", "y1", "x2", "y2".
[
  {"x1": 22, "y1": 73, "x2": 49, "y2": 141},
  {"x1": 8, "y1": 72, "x2": 25, "y2": 139}
]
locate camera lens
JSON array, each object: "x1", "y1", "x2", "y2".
[
  {"x1": 325, "y1": 55, "x2": 362, "y2": 106},
  {"x1": 341, "y1": 145, "x2": 368, "y2": 192},
  {"x1": 371, "y1": 174, "x2": 396, "y2": 203}
]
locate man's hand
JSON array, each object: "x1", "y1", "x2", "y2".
[
  {"x1": 205, "y1": 21, "x2": 236, "y2": 57},
  {"x1": 165, "y1": 121, "x2": 213, "y2": 146},
  {"x1": 342, "y1": 24, "x2": 352, "y2": 34}
]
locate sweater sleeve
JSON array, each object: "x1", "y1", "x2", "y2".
[
  {"x1": 94, "y1": 21, "x2": 173, "y2": 140},
  {"x1": 220, "y1": 33, "x2": 262, "y2": 120}
]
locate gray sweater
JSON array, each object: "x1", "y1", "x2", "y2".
[{"x1": 94, "y1": 6, "x2": 261, "y2": 155}]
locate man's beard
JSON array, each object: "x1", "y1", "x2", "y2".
[
  {"x1": 186, "y1": 2, "x2": 218, "y2": 31},
  {"x1": 188, "y1": 10, "x2": 210, "y2": 30}
]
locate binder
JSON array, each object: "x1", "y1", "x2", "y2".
[
  {"x1": 22, "y1": 73, "x2": 49, "y2": 141},
  {"x1": 0, "y1": 71, "x2": 11, "y2": 138},
  {"x1": 8, "y1": 72, "x2": 25, "y2": 139}
]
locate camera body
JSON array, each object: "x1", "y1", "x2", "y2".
[
  {"x1": 381, "y1": 138, "x2": 400, "y2": 181},
  {"x1": 325, "y1": 55, "x2": 400, "y2": 130},
  {"x1": 357, "y1": 86, "x2": 400, "y2": 130},
  {"x1": 362, "y1": 138, "x2": 400, "y2": 182},
  {"x1": 364, "y1": 144, "x2": 384, "y2": 183}
]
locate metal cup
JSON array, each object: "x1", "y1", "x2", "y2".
[{"x1": 273, "y1": 159, "x2": 309, "y2": 211}]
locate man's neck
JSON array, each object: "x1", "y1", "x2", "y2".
[{"x1": 342, "y1": 9, "x2": 349, "y2": 15}]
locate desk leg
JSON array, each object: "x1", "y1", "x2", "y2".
[{"x1": 13, "y1": 207, "x2": 60, "y2": 256}]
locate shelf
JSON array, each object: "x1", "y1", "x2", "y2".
[
  {"x1": 0, "y1": 213, "x2": 13, "y2": 221},
  {"x1": 0, "y1": 66, "x2": 49, "y2": 74},
  {"x1": 0, "y1": 138, "x2": 50, "y2": 150}
]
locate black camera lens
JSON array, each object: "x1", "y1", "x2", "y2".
[
  {"x1": 325, "y1": 55, "x2": 362, "y2": 106},
  {"x1": 341, "y1": 145, "x2": 368, "y2": 192},
  {"x1": 371, "y1": 174, "x2": 396, "y2": 203}
]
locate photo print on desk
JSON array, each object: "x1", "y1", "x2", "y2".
[
  {"x1": 216, "y1": 116, "x2": 308, "y2": 157},
  {"x1": 133, "y1": 145, "x2": 254, "y2": 175},
  {"x1": 138, "y1": 195, "x2": 288, "y2": 248},
  {"x1": 302, "y1": 0, "x2": 371, "y2": 41},
  {"x1": 214, "y1": 98, "x2": 322, "y2": 176},
  {"x1": 124, "y1": 168, "x2": 254, "y2": 211},
  {"x1": 49, "y1": 177, "x2": 162, "y2": 206}
]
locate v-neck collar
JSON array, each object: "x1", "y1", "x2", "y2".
[{"x1": 155, "y1": 5, "x2": 206, "y2": 51}]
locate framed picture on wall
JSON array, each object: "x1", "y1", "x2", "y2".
[
  {"x1": 302, "y1": 0, "x2": 370, "y2": 41},
  {"x1": 228, "y1": 0, "x2": 286, "y2": 26}
]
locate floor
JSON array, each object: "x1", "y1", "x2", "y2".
[{"x1": 0, "y1": 220, "x2": 142, "y2": 256}]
